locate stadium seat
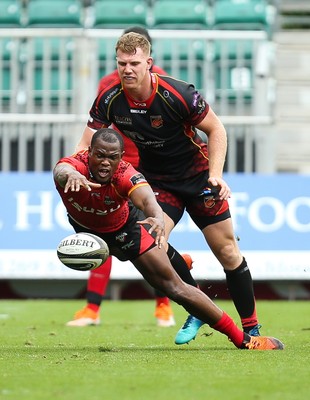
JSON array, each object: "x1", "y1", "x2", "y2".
[
  {"x1": 151, "y1": 0, "x2": 209, "y2": 29},
  {"x1": 26, "y1": 0, "x2": 83, "y2": 27},
  {"x1": 0, "y1": 0, "x2": 22, "y2": 27},
  {"x1": 212, "y1": 40, "x2": 254, "y2": 103},
  {"x1": 93, "y1": 0, "x2": 148, "y2": 28},
  {"x1": 212, "y1": 0, "x2": 269, "y2": 31}
]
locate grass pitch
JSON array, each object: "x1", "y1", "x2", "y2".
[{"x1": 0, "y1": 299, "x2": 309, "y2": 400}]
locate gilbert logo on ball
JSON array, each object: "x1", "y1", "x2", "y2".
[{"x1": 57, "y1": 232, "x2": 109, "y2": 271}]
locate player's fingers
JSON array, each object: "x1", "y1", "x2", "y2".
[
  {"x1": 220, "y1": 184, "x2": 231, "y2": 200},
  {"x1": 88, "y1": 182, "x2": 101, "y2": 189},
  {"x1": 157, "y1": 235, "x2": 165, "y2": 249}
]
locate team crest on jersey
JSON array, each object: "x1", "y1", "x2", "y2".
[
  {"x1": 204, "y1": 196, "x2": 216, "y2": 208},
  {"x1": 116, "y1": 232, "x2": 128, "y2": 243},
  {"x1": 130, "y1": 173, "x2": 147, "y2": 186},
  {"x1": 150, "y1": 115, "x2": 163, "y2": 129}
]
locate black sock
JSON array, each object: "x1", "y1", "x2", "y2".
[
  {"x1": 86, "y1": 291, "x2": 103, "y2": 306},
  {"x1": 167, "y1": 244, "x2": 198, "y2": 287},
  {"x1": 225, "y1": 257, "x2": 255, "y2": 319}
]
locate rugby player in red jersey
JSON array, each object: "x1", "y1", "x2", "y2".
[
  {"x1": 67, "y1": 27, "x2": 194, "y2": 328},
  {"x1": 75, "y1": 31, "x2": 276, "y2": 346},
  {"x1": 54, "y1": 127, "x2": 284, "y2": 350}
]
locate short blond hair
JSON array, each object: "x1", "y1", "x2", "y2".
[{"x1": 115, "y1": 32, "x2": 151, "y2": 56}]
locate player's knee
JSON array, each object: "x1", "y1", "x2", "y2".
[{"x1": 217, "y1": 242, "x2": 241, "y2": 268}]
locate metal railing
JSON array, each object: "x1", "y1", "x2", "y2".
[{"x1": 0, "y1": 28, "x2": 275, "y2": 172}]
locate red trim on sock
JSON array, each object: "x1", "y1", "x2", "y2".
[
  {"x1": 212, "y1": 312, "x2": 244, "y2": 348},
  {"x1": 87, "y1": 303, "x2": 100, "y2": 313},
  {"x1": 155, "y1": 297, "x2": 170, "y2": 307},
  {"x1": 241, "y1": 311, "x2": 258, "y2": 329}
]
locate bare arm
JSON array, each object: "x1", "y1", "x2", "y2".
[
  {"x1": 130, "y1": 185, "x2": 165, "y2": 248},
  {"x1": 196, "y1": 107, "x2": 231, "y2": 200},
  {"x1": 53, "y1": 162, "x2": 101, "y2": 192}
]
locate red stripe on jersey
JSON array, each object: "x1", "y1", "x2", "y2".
[{"x1": 155, "y1": 74, "x2": 190, "y2": 113}]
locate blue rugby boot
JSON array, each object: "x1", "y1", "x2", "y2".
[{"x1": 175, "y1": 315, "x2": 205, "y2": 345}]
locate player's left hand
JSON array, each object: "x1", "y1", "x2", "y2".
[
  {"x1": 208, "y1": 176, "x2": 231, "y2": 200},
  {"x1": 137, "y1": 217, "x2": 165, "y2": 248}
]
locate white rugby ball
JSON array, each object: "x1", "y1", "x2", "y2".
[{"x1": 57, "y1": 232, "x2": 109, "y2": 271}]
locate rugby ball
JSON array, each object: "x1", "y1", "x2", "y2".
[{"x1": 57, "y1": 232, "x2": 109, "y2": 271}]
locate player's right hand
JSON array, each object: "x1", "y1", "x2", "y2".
[{"x1": 64, "y1": 172, "x2": 101, "y2": 193}]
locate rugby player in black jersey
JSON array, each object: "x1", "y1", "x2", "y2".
[{"x1": 76, "y1": 32, "x2": 268, "y2": 346}]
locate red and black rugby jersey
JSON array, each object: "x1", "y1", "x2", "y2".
[
  {"x1": 96, "y1": 66, "x2": 168, "y2": 169},
  {"x1": 55, "y1": 152, "x2": 149, "y2": 232},
  {"x1": 88, "y1": 73, "x2": 210, "y2": 181}
]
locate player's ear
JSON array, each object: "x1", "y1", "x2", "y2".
[{"x1": 147, "y1": 57, "x2": 153, "y2": 69}]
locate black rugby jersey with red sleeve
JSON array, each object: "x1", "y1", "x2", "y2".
[
  {"x1": 54, "y1": 151, "x2": 149, "y2": 233},
  {"x1": 87, "y1": 73, "x2": 210, "y2": 181}
]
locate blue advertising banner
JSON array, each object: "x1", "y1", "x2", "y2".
[
  {"x1": 0, "y1": 172, "x2": 309, "y2": 250},
  {"x1": 0, "y1": 172, "x2": 309, "y2": 280},
  {"x1": 171, "y1": 173, "x2": 310, "y2": 251}
]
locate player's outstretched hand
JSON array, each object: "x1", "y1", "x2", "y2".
[
  {"x1": 137, "y1": 217, "x2": 165, "y2": 248},
  {"x1": 64, "y1": 171, "x2": 101, "y2": 193}
]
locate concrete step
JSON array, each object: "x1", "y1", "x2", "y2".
[
  {"x1": 275, "y1": 53, "x2": 310, "y2": 81},
  {"x1": 275, "y1": 122, "x2": 310, "y2": 173},
  {"x1": 275, "y1": 84, "x2": 310, "y2": 120}
]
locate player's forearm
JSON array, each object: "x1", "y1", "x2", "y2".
[
  {"x1": 134, "y1": 193, "x2": 164, "y2": 223},
  {"x1": 142, "y1": 200, "x2": 164, "y2": 223},
  {"x1": 207, "y1": 129, "x2": 227, "y2": 177},
  {"x1": 53, "y1": 163, "x2": 76, "y2": 187}
]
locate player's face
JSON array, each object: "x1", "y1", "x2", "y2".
[
  {"x1": 116, "y1": 47, "x2": 153, "y2": 93},
  {"x1": 88, "y1": 139, "x2": 123, "y2": 184}
]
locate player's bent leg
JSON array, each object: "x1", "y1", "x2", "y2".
[
  {"x1": 133, "y1": 247, "x2": 284, "y2": 350},
  {"x1": 133, "y1": 246, "x2": 220, "y2": 326}
]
